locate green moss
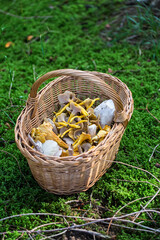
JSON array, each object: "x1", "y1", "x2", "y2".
[{"x1": 0, "y1": 0, "x2": 159, "y2": 239}]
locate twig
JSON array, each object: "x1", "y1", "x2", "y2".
[
  {"x1": 140, "y1": 204, "x2": 154, "y2": 223},
  {"x1": 65, "y1": 200, "x2": 82, "y2": 205},
  {"x1": 0, "y1": 150, "x2": 29, "y2": 185},
  {"x1": 0, "y1": 210, "x2": 160, "y2": 237},
  {"x1": 137, "y1": 104, "x2": 160, "y2": 123},
  {"x1": 27, "y1": 231, "x2": 34, "y2": 240},
  {"x1": 0, "y1": 212, "x2": 93, "y2": 223},
  {"x1": 103, "y1": 221, "x2": 155, "y2": 234},
  {"x1": 71, "y1": 228, "x2": 110, "y2": 239},
  {"x1": 145, "y1": 143, "x2": 160, "y2": 154},
  {"x1": 0, "y1": 9, "x2": 52, "y2": 19},
  {"x1": 146, "y1": 104, "x2": 160, "y2": 124},
  {"x1": 31, "y1": 220, "x2": 73, "y2": 232},
  {"x1": 1, "y1": 210, "x2": 160, "y2": 229},
  {"x1": 107, "y1": 194, "x2": 160, "y2": 234},
  {"x1": 110, "y1": 218, "x2": 160, "y2": 233},
  {"x1": 0, "y1": 222, "x2": 156, "y2": 236},
  {"x1": 40, "y1": 230, "x2": 67, "y2": 240},
  {"x1": 132, "y1": 188, "x2": 160, "y2": 222},
  {"x1": 16, "y1": 232, "x2": 24, "y2": 240},
  {"x1": 149, "y1": 144, "x2": 160, "y2": 162}
]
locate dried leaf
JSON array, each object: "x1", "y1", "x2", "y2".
[
  {"x1": 5, "y1": 122, "x2": 11, "y2": 129},
  {"x1": 27, "y1": 35, "x2": 34, "y2": 41},
  {"x1": 5, "y1": 42, "x2": 13, "y2": 48},
  {"x1": 108, "y1": 68, "x2": 113, "y2": 73}
]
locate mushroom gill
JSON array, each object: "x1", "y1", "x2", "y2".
[{"x1": 58, "y1": 90, "x2": 76, "y2": 104}]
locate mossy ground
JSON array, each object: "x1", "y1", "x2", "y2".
[{"x1": 0, "y1": 0, "x2": 160, "y2": 239}]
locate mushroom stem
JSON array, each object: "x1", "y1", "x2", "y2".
[
  {"x1": 60, "y1": 128, "x2": 72, "y2": 138},
  {"x1": 87, "y1": 98, "x2": 100, "y2": 109},
  {"x1": 69, "y1": 100, "x2": 88, "y2": 117},
  {"x1": 56, "y1": 103, "x2": 70, "y2": 117},
  {"x1": 75, "y1": 120, "x2": 88, "y2": 125},
  {"x1": 69, "y1": 115, "x2": 84, "y2": 123}
]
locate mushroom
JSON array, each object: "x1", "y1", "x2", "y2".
[
  {"x1": 63, "y1": 137, "x2": 74, "y2": 145},
  {"x1": 55, "y1": 121, "x2": 80, "y2": 129},
  {"x1": 88, "y1": 108, "x2": 97, "y2": 120},
  {"x1": 73, "y1": 119, "x2": 88, "y2": 139},
  {"x1": 58, "y1": 90, "x2": 76, "y2": 104},
  {"x1": 59, "y1": 126, "x2": 68, "y2": 135},
  {"x1": 56, "y1": 103, "x2": 70, "y2": 117},
  {"x1": 92, "y1": 130, "x2": 108, "y2": 142},
  {"x1": 42, "y1": 140, "x2": 62, "y2": 156},
  {"x1": 61, "y1": 138, "x2": 74, "y2": 156},
  {"x1": 57, "y1": 113, "x2": 67, "y2": 122},
  {"x1": 68, "y1": 129, "x2": 76, "y2": 141},
  {"x1": 61, "y1": 128, "x2": 72, "y2": 138},
  {"x1": 61, "y1": 150, "x2": 69, "y2": 157},
  {"x1": 73, "y1": 132, "x2": 92, "y2": 151},
  {"x1": 94, "y1": 99, "x2": 115, "y2": 127},
  {"x1": 69, "y1": 101, "x2": 82, "y2": 116},
  {"x1": 88, "y1": 124, "x2": 97, "y2": 138},
  {"x1": 31, "y1": 128, "x2": 47, "y2": 143},
  {"x1": 81, "y1": 142, "x2": 92, "y2": 152},
  {"x1": 79, "y1": 98, "x2": 92, "y2": 108},
  {"x1": 90, "y1": 115, "x2": 102, "y2": 130},
  {"x1": 69, "y1": 100, "x2": 88, "y2": 116},
  {"x1": 69, "y1": 115, "x2": 84, "y2": 123},
  {"x1": 80, "y1": 98, "x2": 99, "y2": 110},
  {"x1": 28, "y1": 134, "x2": 44, "y2": 153},
  {"x1": 32, "y1": 121, "x2": 68, "y2": 149},
  {"x1": 44, "y1": 118, "x2": 58, "y2": 134},
  {"x1": 103, "y1": 125, "x2": 111, "y2": 133}
]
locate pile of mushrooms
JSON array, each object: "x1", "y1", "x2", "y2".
[{"x1": 29, "y1": 91, "x2": 115, "y2": 157}]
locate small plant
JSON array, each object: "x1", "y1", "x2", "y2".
[{"x1": 104, "y1": 3, "x2": 160, "y2": 61}]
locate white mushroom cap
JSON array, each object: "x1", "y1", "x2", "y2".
[{"x1": 88, "y1": 124, "x2": 97, "y2": 138}]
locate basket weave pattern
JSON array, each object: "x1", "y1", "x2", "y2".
[{"x1": 15, "y1": 69, "x2": 133, "y2": 195}]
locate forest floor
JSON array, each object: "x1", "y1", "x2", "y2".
[{"x1": 0, "y1": 1, "x2": 160, "y2": 239}]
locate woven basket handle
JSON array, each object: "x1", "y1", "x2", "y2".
[{"x1": 29, "y1": 69, "x2": 128, "y2": 125}]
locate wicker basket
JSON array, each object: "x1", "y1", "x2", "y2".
[{"x1": 15, "y1": 69, "x2": 133, "y2": 195}]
